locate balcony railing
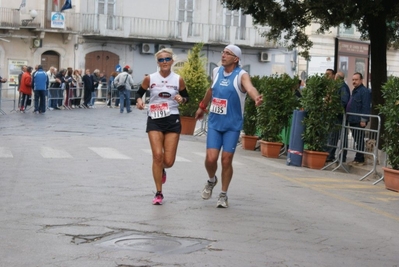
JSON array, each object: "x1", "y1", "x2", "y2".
[{"x1": 0, "y1": 7, "x2": 279, "y2": 48}]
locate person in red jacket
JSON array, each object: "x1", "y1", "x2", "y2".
[{"x1": 19, "y1": 66, "x2": 33, "y2": 112}]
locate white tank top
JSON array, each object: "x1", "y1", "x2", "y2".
[{"x1": 148, "y1": 71, "x2": 181, "y2": 115}]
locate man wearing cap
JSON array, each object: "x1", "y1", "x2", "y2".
[
  {"x1": 114, "y1": 65, "x2": 135, "y2": 113},
  {"x1": 195, "y1": 44, "x2": 263, "y2": 208}
]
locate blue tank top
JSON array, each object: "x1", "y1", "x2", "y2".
[{"x1": 208, "y1": 66, "x2": 246, "y2": 132}]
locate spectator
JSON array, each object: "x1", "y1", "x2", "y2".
[
  {"x1": 326, "y1": 71, "x2": 351, "y2": 162},
  {"x1": 82, "y1": 69, "x2": 94, "y2": 108},
  {"x1": 107, "y1": 71, "x2": 118, "y2": 108},
  {"x1": 32, "y1": 65, "x2": 49, "y2": 114},
  {"x1": 114, "y1": 66, "x2": 135, "y2": 113},
  {"x1": 19, "y1": 66, "x2": 33, "y2": 112},
  {"x1": 53, "y1": 69, "x2": 66, "y2": 110},
  {"x1": 346, "y1": 72, "x2": 371, "y2": 166},
  {"x1": 46, "y1": 66, "x2": 57, "y2": 110},
  {"x1": 91, "y1": 69, "x2": 101, "y2": 107},
  {"x1": 0, "y1": 75, "x2": 7, "y2": 87},
  {"x1": 71, "y1": 69, "x2": 82, "y2": 108}
]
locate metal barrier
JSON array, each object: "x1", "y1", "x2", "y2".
[
  {"x1": 47, "y1": 87, "x2": 65, "y2": 110},
  {"x1": 0, "y1": 83, "x2": 19, "y2": 114},
  {"x1": 194, "y1": 113, "x2": 208, "y2": 136},
  {"x1": 68, "y1": 83, "x2": 84, "y2": 108},
  {"x1": 324, "y1": 112, "x2": 382, "y2": 182},
  {"x1": 90, "y1": 82, "x2": 108, "y2": 107}
]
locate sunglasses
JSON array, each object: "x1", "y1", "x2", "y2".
[{"x1": 157, "y1": 57, "x2": 172, "y2": 63}]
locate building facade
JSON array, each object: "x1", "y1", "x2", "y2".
[{"x1": 0, "y1": 0, "x2": 295, "y2": 87}]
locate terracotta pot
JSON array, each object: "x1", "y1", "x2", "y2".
[
  {"x1": 382, "y1": 167, "x2": 399, "y2": 192},
  {"x1": 259, "y1": 140, "x2": 283, "y2": 158},
  {"x1": 180, "y1": 116, "x2": 197, "y2": 135},
  {"x1": 241, "y1": 135, "x2": 258, "y2": 150},
  {"x1": 302, "y1": 150, "x2": 329, "y2": 169}
]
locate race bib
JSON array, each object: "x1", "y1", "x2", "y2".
[
  {"x1": 149, "y1": 102, "x2": 171, "y2": 119},
  {"x1": 210, "y1": 98, "x2": 228, "y2": 115}
]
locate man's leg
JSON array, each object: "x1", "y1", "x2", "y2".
[{"x1": 34, "y1": 91, "x2": 39, "y2": 112}]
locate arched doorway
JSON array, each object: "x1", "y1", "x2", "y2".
[
  {"x1": 41, "y1": 51, "x2": 60, "y2": 71},
  {"x1": 85, "y1": 51, "x2": 119, "y2": 78}
]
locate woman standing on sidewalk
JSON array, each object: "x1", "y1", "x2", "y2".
[
  {"x1": 135, "y1": 48, "x2": 189, "y2": 205},
  {"x1": 19, "y1": 66, "x2": 33, "y2": 112}
]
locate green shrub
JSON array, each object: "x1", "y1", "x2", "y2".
[
  {"x1": 176, "y1": 43, "x2": 209, "y2": 117},
  {"x1": 378, "y1": 76, "x2": 399, "y2": 170}
]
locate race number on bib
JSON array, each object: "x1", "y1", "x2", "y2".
[
  {"x1": 149, "y1": 102, "x2": 171, "y2": 119},
  {"x1": 210, "y1": 98, "x2": 228, "y2": 115}
]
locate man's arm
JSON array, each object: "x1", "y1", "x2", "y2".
[
  {"x1": 241, "y1": 73, "x2": 263, "y2": 106},
  {"x1": 361, "y1": 88, "x2": 371, "y2": 122}
]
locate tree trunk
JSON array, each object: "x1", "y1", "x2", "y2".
[{"x1": 367, "y1": 13, "x2": 387, "y2": 149}]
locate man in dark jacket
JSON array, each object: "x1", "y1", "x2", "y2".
[
  {"x1": 32, "y1": 65, "x2": 49, "y2": 114},
  {"x1": 346, "y1": 72, "x2": 371, "y2": 165},
  {"x1": 82, "y1": 69, "x2": 94, "y2": 108},
  {"x1": 54, "y1": 69, "x2": 66, "y2": 109},
  {"x1": 326, "y1": 71, "x2": 351, "y2": 162}
]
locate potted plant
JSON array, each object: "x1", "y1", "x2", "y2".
[
  {"x1": 300, "y1": 74, "x2": 342, "y2": 169},
  {"x1": 378, "y1": 76, "x2": 399, "y2": 192},
  {"x1": 256, "y1": 74, "x2": 298, "y2": 157},
  {"x1": 176, "y1": 42, "x2": 210, "y2": 135},
  {"x1": 241, "y1": 75, "x2": 261, "y2": 150}
]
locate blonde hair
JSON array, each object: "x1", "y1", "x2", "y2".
[{"x1": 154, "y1": 48, "x2": 176, "y2": 62}]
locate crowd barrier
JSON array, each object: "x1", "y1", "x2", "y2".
[
  {"x1": 90, "y1": 82, "x2": 108, "y2": 106},
  {"x1": 0, "y1": 84, "x2": 19, "y2": 114},
  {"x1": 323, "y1": 112, "x2": 382, "y2": 182}
]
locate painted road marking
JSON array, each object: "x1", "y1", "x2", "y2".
[
  {"x1": 0, "y1": 147, "x2": 13, "y2": 158},
  {"x1": 41, "y1": 146, "x2": 73, "y2": 159},
  {"x1": 89, "y1": 147, "x2": 131, "y2": 159}
]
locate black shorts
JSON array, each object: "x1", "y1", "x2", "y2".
[{"x1": 146, "y1": 114, "x2": 181, "y2": 133}]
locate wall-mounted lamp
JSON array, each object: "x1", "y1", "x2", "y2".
[{"x1": 21, "y1": 9, "x2": 37, "y2": 26}]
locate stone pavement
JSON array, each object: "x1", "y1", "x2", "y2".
[{"x1": 0, "y1": 101, "x2": 398, "y2": 267}]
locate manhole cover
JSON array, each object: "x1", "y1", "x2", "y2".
[{"x1": 97, "y1": 233, "x2": 211, "y2": 254}]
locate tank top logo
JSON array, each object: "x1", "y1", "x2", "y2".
[
  {"x1": 220, "y1": 78, "x2": 230, "y2": 87},
  {"x1": 158, "y1": 92, "x2": 171, "y2": 98}
]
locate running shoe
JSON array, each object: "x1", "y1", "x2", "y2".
[
  {"x1": 162, "y1": 169, "x2": 167, "y2": 184},
  {"x1": 201, "y1": 176, "x2": 218, "y2": 200},
  {"x1": 216, "y1": 193, "x2": 228, "y2": 208},
  {"x1": 152, "y1": 192, "x2": 164, "y2": 205}
]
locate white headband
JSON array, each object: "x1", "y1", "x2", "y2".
[{"x1": 225, "y1": 44, "x2": 242, "y2": 65}]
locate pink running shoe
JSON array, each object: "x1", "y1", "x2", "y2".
[
  {"x1": 152, "y1": 192, "x2": 164, "y2": 205},
  {"x1": 162, "y1": 169, "x2": 167, "y2": 184}
]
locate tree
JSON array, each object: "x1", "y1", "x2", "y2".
[
  {"x1": 176, "y1": 42, "x2": 210, "y2": 117},
  {"x1": 222, "y1": 0, "x2": 399, "y2": 147}
]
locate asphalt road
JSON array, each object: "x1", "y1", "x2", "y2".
[{"x1": 1, "y1": 102, "x2": 398, "y2": 267}]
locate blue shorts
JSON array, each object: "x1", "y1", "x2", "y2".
[{"x1": 207, "y1": 128, "x2": 240, "y2": 153}]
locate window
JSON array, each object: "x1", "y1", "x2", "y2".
[
  {"x1": 178, "y1": 0, "x2": 194, "y2": 22},
  {"x1": 178, "y1": 0, "x2": 194, "y2": 35},
  {"x1": 224, "y1": 8, "x2": 247, "y2": 40},
  {"x1": 97, "y1": 0, "x2": 116, "y2": 30}
]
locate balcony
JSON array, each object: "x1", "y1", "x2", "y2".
[{"x1": 0, "y1": 7, "x2": 279, "y2": 48}]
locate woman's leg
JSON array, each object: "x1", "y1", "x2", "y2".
[{"x1": 148, "y1": 131, "x2": 166, "y2": 192}]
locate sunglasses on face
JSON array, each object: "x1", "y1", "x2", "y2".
[{"x1": 157, "y1": 57, "x2": 172, "y2": 63}]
